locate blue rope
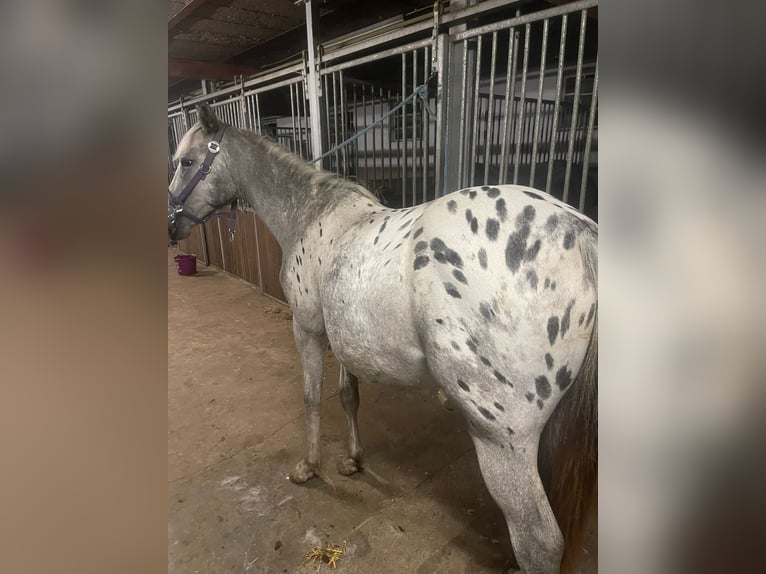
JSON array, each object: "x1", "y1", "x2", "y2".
[{"x1": 309, "y1": 82, "x2": 434, "y2": 165}]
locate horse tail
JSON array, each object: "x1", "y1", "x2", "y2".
[{"x1": 540, "y1": 303, "x2": 598, "y2": 571}]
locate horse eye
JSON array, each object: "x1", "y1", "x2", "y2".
[{"x1": 181, "y1": 158, "x2": 193, "y2": 167}]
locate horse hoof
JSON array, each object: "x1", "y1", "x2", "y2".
[
  {"x1": 337, "y1": 457, "x2": 360, "y2": 476},
  {"x1": 289, "y1": 459, "x2": 318, "y2": 484}
]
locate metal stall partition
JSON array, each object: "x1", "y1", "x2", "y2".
[{"x1": 445, "y1": 0, "x2": 598, "y2": 219}]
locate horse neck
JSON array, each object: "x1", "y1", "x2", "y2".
[{"x1": 229, "y1": 129, "x2": 346, "y2": 251}]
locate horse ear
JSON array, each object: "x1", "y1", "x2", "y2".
[{"x1": 196, "y1": 103, "x2": 219, "y2": 135}]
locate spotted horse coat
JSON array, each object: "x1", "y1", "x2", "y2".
[{"x1": 168, "y1": 104, "x2": 598, "y2": 574}]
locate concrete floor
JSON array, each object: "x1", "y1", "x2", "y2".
[{"x1": 168, "y1": 248, "x2": 595, "y2": 574}]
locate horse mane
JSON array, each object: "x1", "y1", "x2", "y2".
[{"x1": 243, "y1": 129, "x2": 380, "y2": 203}]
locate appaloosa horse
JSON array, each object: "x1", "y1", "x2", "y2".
[{"x1": 168, "y1": 104, "x2": 597, "y2": 574}]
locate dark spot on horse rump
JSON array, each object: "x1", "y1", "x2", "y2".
[
  {"x1": 458, "y1": 379, "x2": 470, "y2": 392},
  {"x1": 413, "y1": 255, "x2": 430, "y2": 270},
  {"x1": 478, "y1": 248, "x2": 488, "y2": 269},
  {"x1": 460, "y1": 188, "x2": 470, "y2": 195},
  {"x1": 485, "y1": 218, "x2": 500, "y2": 241},
  {"x1": 523, "y1": 191, "x2": 545, "y2": 201},
  {"x1": 544, "y1": 277, "x2": 550, "y2": 289},
  {"x1": 526, "y1": 269, "x2": 539, "y2": 290},
  {"x1": 563, "y1": 230, "x2": 576, "y2": 249},
  {"x1": 384, "y1": 215, "x2": 390, "y2": 221},
  {"x1": 453, "y1": 269, "x2": 468, "y2": 284},
  {"x1": 545, "y1": 353, "x2": 554, "y2": 370},
  {"x1": 578, "y1": 313, "x2": 585, "y2": 326},
  {"x1": 447, "y1": 200, "x2": 457, "y2": 213},
  {"x1": 516, "y1": 205, "x2": 536, "y2": 225},
  {"x1": 495, "y1": 198, "x2": 507, "y2": 221},
  {"x1": 470, "y1": 335, "x2": 479, "y2": 345},
  {"x1": 537, "y1": 399, "x2": 544, "y2": 410},
  {"x1": 444, "y1": 282, "x2": 462, "y2": 298},
  {"x1": 545, "y1": 214, "x2": 559, "y2": 233},
  {"x1": 494, "y1": 402, "x2": 505, "y2": 411},
  {"x1": 295, "y1": 255, "x2": 299, "y2": 265},
  {"x1": 477, "y1": 406, "x2": 496, "y2": 420},
  {"x1": 374, "y1": 236, "x2": 379, "y2": 245},
  {"x1": 466, "y1": 338, "x2": 478, "y2": 353},
  {"x1": 403, "y1": 231, "x2": 411, "y2": 239},
  {"x1": 479, "y1": 302, "x2": 493, "y2": 321},
  {"x1": 302, "y1": 246, "x2": 305, "y2": 254},
  {"x1": 443, "y1": 248, "x2": 463, "y2": 269},
  {"x1": 395, "y1": 243, "x2": 402, "y2": 249},
  {"x1": 379, "y1": 220, "x2": 388, "y2": 233},
  {"x1": 318, "y1": 257, "x2": 322, "y2": 265},
  {"x1": 487, "y1": 187, "x2": 501, "y2": 198},
  {"x1": 384, "y1": 259, "x2": 391, "y2": 266},
  {"x1": 367, "y1": 203, "x2": 373, "y2": 207},
  {"x1": 415, "y1": 240, "x2": 428, "y2": 253},
  {"x1": 505, "y1": 224, "x2": 530, "y2": 273},
  {"x1": 535, "y1": 375, "x2": 552, "y2": 399},
  {"x1": 384, "y1": 241, "x2": 392, "y2": 250},
  {"x1": 480, "y1": 356, "x2": 492, "y2": 367},
  {"x1": 436, "y1": 318, "x2": 444, "y2": 324},
  {"x1": 585, "y1": 303, "x2": 596, "y2": 327},
  {"x1": 304, "y1": 287, "x2": 309, "y2": 294},
  {"x1": 481, "y1": 186, "x2": 491, "y2": 191},
  {"x1": 547, "y1": 316, "x2": 560, "y2": 345},
  {"x1": 561, "y1": 300, "x2": 575, "y2": 337},
  {"x1": 296, "y1": 273, "x2": 301, "y2": 283},
  {"x1": 470, "y1": 217, "x2": 478, "y2": 234},
  {"x1": 525, "y1": 392, "x2": 535, "y2": 402},
  {"x1": 469, "y1": 190, "x2": 477, "y2": 199},
  {"x1": 412, "y1": 227, "x2": 424, "y2": 239},
  {"x1": 465, "y1": 209, "x2": 473, "y2": 224},
  {"x1": 430, "y1": 238, "x2": 447, "y2": 252},
  {"x1": 320, "y1": 228, "x2": 323, "y2": 237},
  {"x1": 451, "y1": 341, "x2": 460, "y2": 351},
  {"x1": 493, "y1": 370, "x2": 510, "y2": 385},
  {"x1": 555, "y1": 364, "x2": 573, "y2": 390},
  {"x1": 551, "y1": 281, "x2": 556, "y2": 291},
  {"x1": 434, "y1": 251, "x2": 447, "y2": 264},
  {"x1": 506, "y1": 427, "x2": 514, "y2": 435},
  {"x1": 524, "y1": 239, "x2": 541, "y2": 262}
]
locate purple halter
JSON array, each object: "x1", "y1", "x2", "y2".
[{"x1": 168, "y1": 125, "x2": 237, "y2": 238}]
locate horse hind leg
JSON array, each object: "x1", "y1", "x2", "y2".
[
  {"x1": 337, "y1": 365, "x2": 363, "y2": 476},
  {"x1": 471, "y1": 432, "x2": 564, "y2": 574}
]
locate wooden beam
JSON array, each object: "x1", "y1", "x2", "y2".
[
  {"x1": 168, "y1": 0, "x2": 211, "y2": 33},
  {"x1": 168, "y1": 58, "x2": 261, "y2": 80}
]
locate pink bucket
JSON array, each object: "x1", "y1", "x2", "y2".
[{"x1": 174, "y1": 254, "x2": 197, "y2": 276}]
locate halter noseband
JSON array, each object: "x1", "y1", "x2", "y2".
[{"x1": 168, "y1": 125, "x2": 236, "y2": 235}]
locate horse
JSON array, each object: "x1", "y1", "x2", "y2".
[{"x1": 168, "y1": 103, "x2": 597, "y2": 574}]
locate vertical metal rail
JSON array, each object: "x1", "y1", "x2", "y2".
[
  {"x1": 295, "y1": 82, "x2": 303, "y2": 159},
  {"x1": 332, "y1": 72, "x2": 340, "y2": 172},
  {"x1": 305, "y1": 0, "x2": 324, "y2": 168},
  {"x1": 529, "y1": 19, "x2": 549, "y2": 187},
  {"x1": 546, "y1": 13, "x2": 567, "y2": 194},
  {"x1": 339, "y1": 71, "x2": 347, "y2": 175},
  {"x1": 362, "y1": 85, "x2": 368, "y2": 183},
  {"x1": 498, "y1": 28, "x2": 515, "y2": 183},
  {"x1": 469, "y1": 36, "x2": 482, "y2": 187},
  {"x1": 422, "y1": 46, "x2": 429, "y2": 202},
  {"x1": 372, "y1": 85, "x2": 379, "y2": 189},
  {"x1": 379, "y1": 87, "x2": 385, "y2": 196},
  {"x1": 289, "y1": 83, "x2": 298, "y2": 153},
  {"x1": 434, "y1": 33, "x2": 447, "y2": 197},
  {"x1": 352, "y1": 86, "x2": 358, "y2": 180},
  {"x1": 484, "y1": 32, "x2": 498, "y2": 185},
  {"x1": 563, "y1": 10, "x2": 588, "y2": 204},
  {"x1": 512, "y1": 24, "x2": 530, "y2": 184},
  {"x1": 254, "y1": 93, "x2": 262, "y2": 134},
  {"x1": 387, "y1": 89, "x2": 394, "y2": 195},
  {"x1": 579, "y1": 60, "x2": 598, "y2": 212},
  {"x1": 457, "y1": 40, "x2": 468, "y2": 188},
  {"x1": 401, "y1": 53, "x2": 407, "y2": 206},
  {"x1": 412, "y1": 49, "x2": 418, "y2": 206}
]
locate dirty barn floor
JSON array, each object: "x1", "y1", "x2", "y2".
[{"x1": 168, "y1": 248, "x2": 595, "y2": 574}]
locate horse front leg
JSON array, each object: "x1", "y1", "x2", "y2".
[
  {"x1": 290, "y1": 322, "x2": 327, "y2": 484},
  {"x1": 337, "y1": 365, "x2": 363, "y2": 476}
]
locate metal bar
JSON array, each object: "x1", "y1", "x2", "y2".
[
  {"x1": 353, "y1": 85, "x2": 358, "y2": 179},
  {"x1": 322, "y1": 38, "x2": 433, "y2": 75},
  {"x1": 323, "y1": 74, "x2": 332, "y2": 165},
  {"x1": 499, "y1": 28, "x2": 516, "y2": 182},
  {"x1": 339, "y1": 71, "x2": 347, "y2": 175},
  {"x1": 434, "y1": 33, "x2": 447, "y2": 197},
  {"x1": 372, "y1": 85, "x2": 378, "y2": 188},
  {"x1": 304, "y1": 0, "x2": 324, "y2": 168},
  {"x1": 484, "y1": 32, "x2": 498, "y2": 185},
  {"x1": 387, "y1": 89, "x2": 394, "y2": 195},
  {"x1": 513, "y1": 24, "x2": 530, "y2": 184},
  {"x1": 255, "y1": 94, "x2": 262, "y2": 134},
  {"x1": 579, "y1": 60, "x2": 598, "y2": 213},
  {"x1": 452, "y1": 0, "x2": 597, "y2": 41},
  {"x1": 290, "y1": 83, "x2": 298, "y2": 153},
  {"x1": 563, "y1": 10, "x2": 588, "y2": 204},
  {"x1": 401, "y1": 53, "x2": 407, "y2": 206},
  {"x1": 529, "y1": 18, "x2": 549, "y2": 187},
  {"x1": 332, "y1": 72, "x2": 340, "y2": 172},
  {"x1": 457, "y1": 40, "x2": 468, "y2": 188},
  {"x1": 379, "y1": 87, "x2": 385, "y2": 196},
  {"x1": 297, "y1": 81, "x2": 305, "y2": 159},
  {"x1": 362, "y1": 83, "x2": 368, "y2": 182},
  {"x1": 422, "y1": 46, "x2": 429, "y2": 202},
  {"x1": 469, "y1": 36, "x2": 482, "y2": 187},
  {"x1": 546, "y1": 14, "x2": 568, "y2": 194},
  {"x1": 199, "y1": 224, "x2": 209, "y2": 266},
  {"x1": 412, "y1": 49, "x2": 418, "y2": 206}
]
